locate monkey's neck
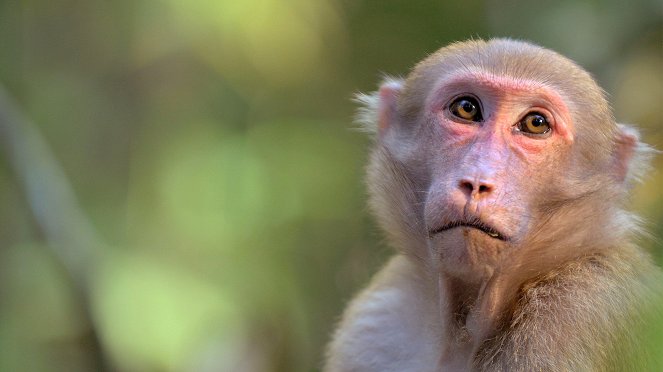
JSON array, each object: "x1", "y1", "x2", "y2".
[
  {"x1": 435, "y1": 273, "x2": 481, "y2": 366},
  {"x1": 442, "y1": 275, "x2": 480, "y2": 328},
  {"x1": 437, "y1": 270, "x2": 517, "y2": 357}
]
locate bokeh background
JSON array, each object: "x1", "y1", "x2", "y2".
[{"x1": 0, "y1": 0, "x2": 661, "y2": 371}]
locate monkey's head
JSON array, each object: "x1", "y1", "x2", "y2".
[{"x1": 359, "y1": 39, "x2": 649, "y2": 282}]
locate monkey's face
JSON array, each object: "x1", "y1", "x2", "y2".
[
  {"x1": 367, "y1": 40, "x2": 626, "y2": 281},
  {"x1": 413, "y1": 71, "x2": 574, "y2": 279}
]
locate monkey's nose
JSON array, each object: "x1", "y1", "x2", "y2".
[{"x1": 458, "y1": 178, "x2": 495, "y2": 199}]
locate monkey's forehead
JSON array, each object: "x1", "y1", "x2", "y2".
[
  {"x1": 403, "y1": 39, "x2": 610, "y2": 118},
  {"x1": 422, "y1": 38, "x2": 575, "y2": 72},
  {"x1": 409, "y1": 39, "x2": 596, "y2": 93},
  {"x1": 434, "y1": 69, "x2": 560, "y2": 96}
]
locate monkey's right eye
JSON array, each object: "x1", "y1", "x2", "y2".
[{"x1": 449, "y1": 97, "x2": 483, "y2": 122}]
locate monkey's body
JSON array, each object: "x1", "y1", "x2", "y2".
[
  {"x1": 324, "y1": 39, "x2": 663, "y2": 371},
  {"x1": 327, "y1": 251, "x2": 660, "y2": 371}
]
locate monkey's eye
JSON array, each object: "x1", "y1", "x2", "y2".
[
  {"x1": 518, "y1": 113, "x2": 551, "y2": 135},
  {"x1": 449, "y1": 96, "x2": 483, "y2": 122}
]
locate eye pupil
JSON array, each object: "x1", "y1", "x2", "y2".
[
  {"x1": 531, "y1": 116, "x2": 544, "y2": 127},
  {"x1": 461, "y1": 101, "x2": 474, "y2": 113}
]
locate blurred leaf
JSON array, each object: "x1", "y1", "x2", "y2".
[{"x1": 92, "y1": 252, "x2": 245, "y2": 371}]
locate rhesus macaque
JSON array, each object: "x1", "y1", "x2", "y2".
[{"x1": 324, "y1": 39, "x2": 663, "y2": 371}]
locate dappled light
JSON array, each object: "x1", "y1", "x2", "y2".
[{"x1": 0, "y1": 1, "x2": 661, "y2": 371}]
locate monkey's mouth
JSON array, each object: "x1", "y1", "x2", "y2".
[{"x1": 429, "y1": 221, "x2": 508, "y2": 241}]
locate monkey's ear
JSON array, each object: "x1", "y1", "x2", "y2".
[
  {"x1": 355, "y1": 78, "x2": 404, "y2": 137},
  {"x1": 612, "y1": 124, "x2": 652, "y2": 185},
  {"x1": 376, "y1": 80, "x2": 403, "y2": 136}
]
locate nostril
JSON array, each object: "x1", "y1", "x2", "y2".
[
  {"x1": 458, "y1": 179, "x2": 494, "y2": 197},
  {"x1": 459, "y1": 181, "x2": 474, "y2": 195}
]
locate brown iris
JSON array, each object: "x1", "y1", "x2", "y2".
[
  {"x1": 519, "y1": 113, "x2": 551, "y2": 135},
  {"x1": 449, "y1": 96, "x2": 482, "y2": 122}
]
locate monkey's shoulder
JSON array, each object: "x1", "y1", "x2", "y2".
[
  {"x1": 492, "y1": 250, "x2": 663, "y2": 370},
  {"x1": 324, "y1": 255, "x2": 440, "y2": 372},
  {"x1": 521, "y1": 248, "x2": 662, "y2": 305},
  {"x1": 515, "y1": 249, "x2": 662, "y2": 328}
]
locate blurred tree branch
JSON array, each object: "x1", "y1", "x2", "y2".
[
  {"x1": 0, "y1": 85, "x2": 103, "y2": 287},
  {"x1": 0, "y1": 84, "x2": 108, "y2": 369}
]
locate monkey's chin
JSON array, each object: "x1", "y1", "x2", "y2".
[{"x1": 433, "y1": 227, "x2": 505, "y2": 281}]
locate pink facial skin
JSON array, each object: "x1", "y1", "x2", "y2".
[
  {"x1": 428, "y1": 71, "x2": 574, "y2": 159},
  {"x1": 421, "y1": 70, "x2": 578, "y2": 254}
]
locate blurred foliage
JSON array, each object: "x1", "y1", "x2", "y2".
[{"x1": 0, "y1": 0, "x2": 661, "y2": 371}]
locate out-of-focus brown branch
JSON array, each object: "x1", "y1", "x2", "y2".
[
  {"x1": 0, "y1": 84, "x2": 111, "y2": 370},
  {"x1": 0, "y1": 85, "x2": 104, "y2": 288}
]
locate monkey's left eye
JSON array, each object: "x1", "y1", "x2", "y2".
[
  {"x1": 518, "y1": 113, "x2": 551, "y2": 135},
  {"x1": 449, "y1": 96, "x2": 483, "y2": 122}
]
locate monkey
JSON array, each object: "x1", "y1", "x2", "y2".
[{"x1": 324, "y1": 39, "x2": 663, "y2": 371}]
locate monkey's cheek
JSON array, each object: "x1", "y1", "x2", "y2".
[{"x1": 433, "y1": 228, "x2": 504, "y2": 280}]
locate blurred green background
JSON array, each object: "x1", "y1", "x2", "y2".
[{"x1": 0, "y1": 1, "x2": 661, "y2": 371}]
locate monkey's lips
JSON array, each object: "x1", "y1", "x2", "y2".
[{"x1": 429, "y1": 220, "x2": 508, "y2": 241}]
